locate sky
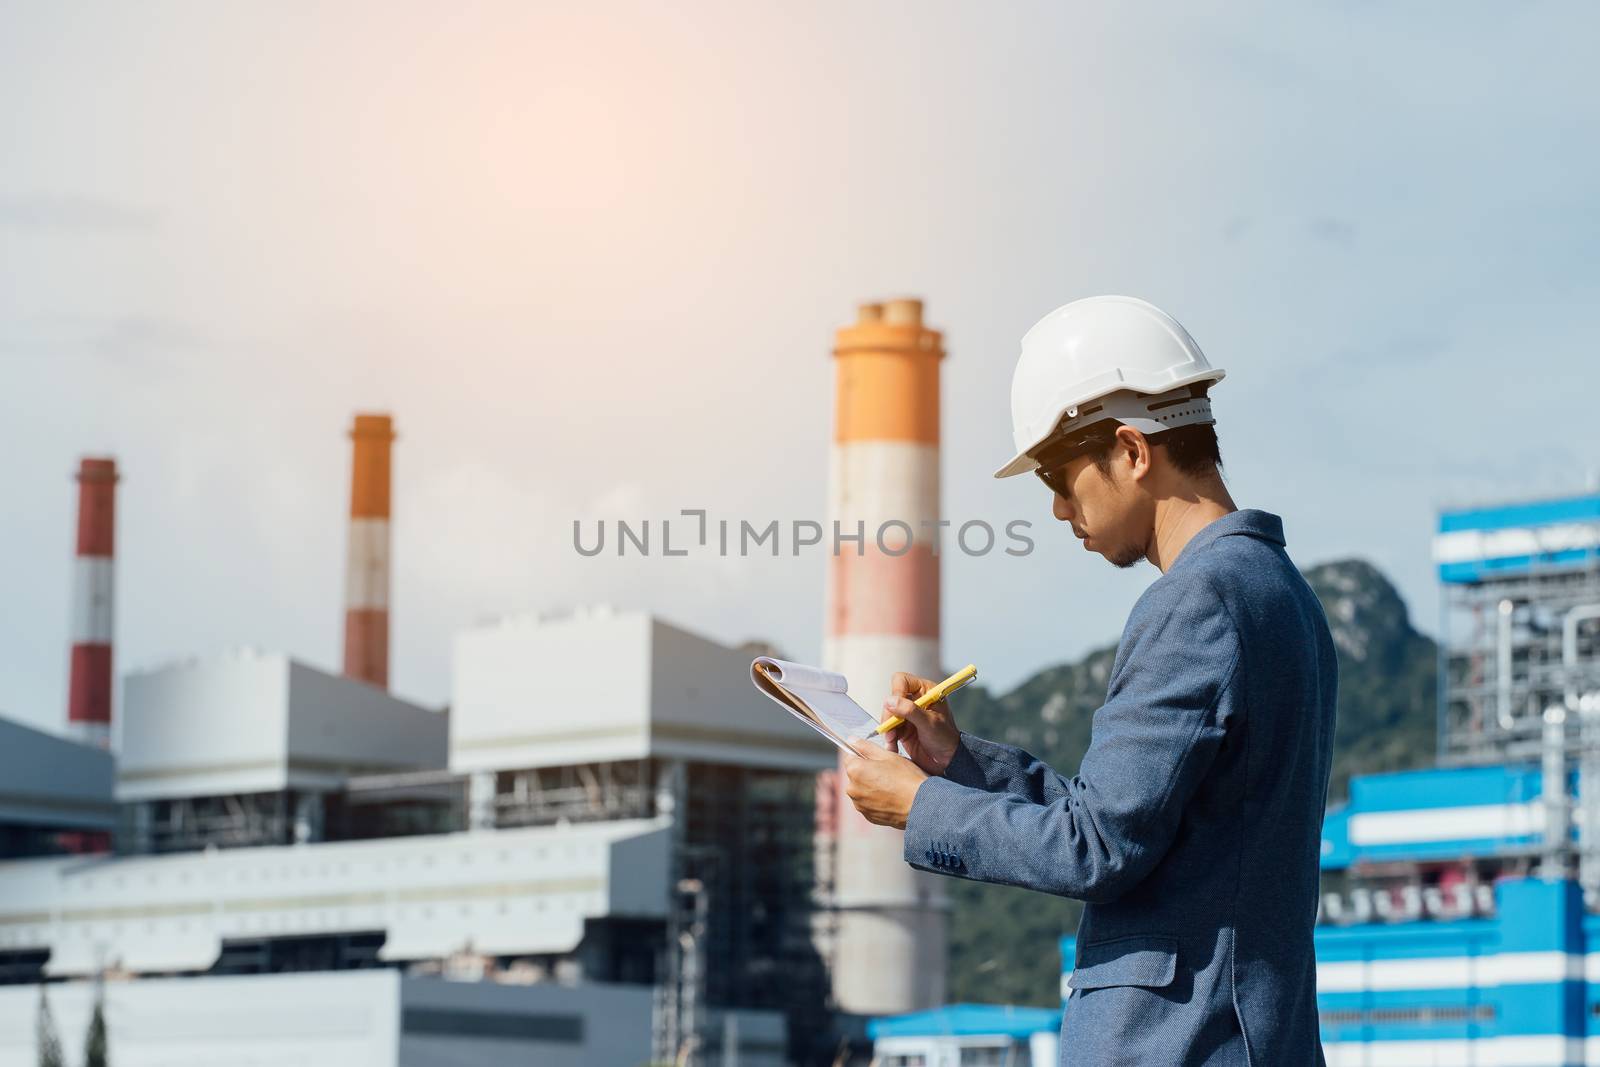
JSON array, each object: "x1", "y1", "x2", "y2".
[{"x1": 2, "y1": 1, "x2": 1597, "y2": 735}]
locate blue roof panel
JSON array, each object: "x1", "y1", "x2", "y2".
[
  {"x1": 1349, "y1": 764, "x2": 1542, "y2": 813},
  {"x1": 867, "y1": 1003, "x2": 1062, "y2": 1039},
  {"x1": 1440, "y1": 548, "x2": 1600, "y2": 584},
  {"x1": 1438, "y1": 494, "x2": 1600, "y2": 534}
]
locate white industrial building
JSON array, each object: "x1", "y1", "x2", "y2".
[
  {"x1": 0, "y1": 970, "x2": 680, "y2": 1067},
  {"x1": 0, "y1": 819, "x2": 670, "y2": 978},
  {"x1": 0, "y1": 611, "x2": 835, "y2": 1066},
  {"x1": 451, "y1": 606, "x2": 832, "y2": 777},
  {"x1": 115, "y1": 651, "x2": 450, "y2": 852}
]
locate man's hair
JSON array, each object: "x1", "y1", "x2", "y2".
[{"x1": 1075, "y1": 420, "x2": 1224, "y2": 480}]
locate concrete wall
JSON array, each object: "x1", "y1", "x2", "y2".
[
  {"x1": 398, "y1": 975, "x2": 656, "y2": 1067},
  {"x1": 649, "y1": 618, "x2": 834, "y2": 772},
  {"x1": 0, "y1": 971, "x2": 681, "y2": 1067},
  {"x1": 284, "y1": 659, "x2": 447, "y2": 786},
  {"x1": 0, "y1": 970, "x2": 401, "y2": 1067},
  {"x1": 451, "y1": 609, "x2": 656, "y2": 773},
  {"x1": 119, "y1": 652, "x2": 292, "y2": 800}
]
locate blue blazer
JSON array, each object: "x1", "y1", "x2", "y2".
[{"x1": 905, "y1": 510, "x2": 1337, "y2": 1066}]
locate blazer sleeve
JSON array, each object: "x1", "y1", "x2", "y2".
[
  {"x1": 941, "y1": 732, "x2": 1074, "y2": 805},
  {"x1": 903, "y1": 574, "x2": 1242, "y2": 902}
]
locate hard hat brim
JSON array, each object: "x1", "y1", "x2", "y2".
[
  {"x1": 992, "y1": 383, "x2": 1222, "y2": 480},
  {"x1": 993, "y1": 447, "x2": 1043, "y2": 480}
]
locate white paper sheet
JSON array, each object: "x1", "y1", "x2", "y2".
[{"x1": 750, "y1": 656, "x2": 887, "y2": 754}]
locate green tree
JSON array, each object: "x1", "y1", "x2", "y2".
[
  {"x1": 36, "y1": 985, "x2": 64, "y2": 1067},
  {"x1": 83, "y1": 986, "x2": 108, "y2": 1067}
]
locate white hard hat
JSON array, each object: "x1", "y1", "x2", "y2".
[{"x1": 993, "y1": 295, "x2": 1225, "y2": 479}]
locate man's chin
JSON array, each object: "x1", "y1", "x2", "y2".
[
  {"x1": 1077, "y1": 533, "x2": 1144, "y2": 569},
  {"x1": 1099, "y1": 542, "x2": 1145, "y2": 569}
]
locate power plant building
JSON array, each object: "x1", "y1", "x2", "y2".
[
  {"x1": 5, "y1": 295, "x2": 963, "y2": 1064},
  {"x1": 0, "y1": 610, "x2": 830, "y2": 1066},
  {"x1": 449, "y1": 607, "x2": 836, "y2": 1062},
  {"x1": 115, "y1": 651, "x2": 450, "y2": 853}
]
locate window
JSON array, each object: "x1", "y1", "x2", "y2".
[{"x1": 1320, "y1": 1005, "x2": 1493, "y2": 1026}]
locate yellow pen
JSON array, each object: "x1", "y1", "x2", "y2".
[{"x1": 874, "y1": 664, "x2": 978, "y2": 735}]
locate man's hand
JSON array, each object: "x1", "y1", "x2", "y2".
[
  {"x1": 843, "y1": 739, "x2": 929, "y2": 830},
  {"x1": 880, "y1": 672, "x2": 962, "y2": 775}
]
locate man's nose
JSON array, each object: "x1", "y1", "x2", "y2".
[{"x1": 1052, "y1": 494, "x2": 1074, "y2": 523}]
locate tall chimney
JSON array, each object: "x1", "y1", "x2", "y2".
[
  {"x1": 343, "y1": 414, "x2": 394, "y2": 688},
  {"x1": 822, "y1": 297, "x2": 947, "y2": 1014},
  {"x1": 68, "y1": 457, "x2": 117, "y2": 748}
]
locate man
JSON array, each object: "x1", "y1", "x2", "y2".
[{"x1": 844, "y1": 295, "x2": 1337, "y2": 1066}]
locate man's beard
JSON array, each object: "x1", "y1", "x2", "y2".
[{"x1": 1105, "y1": 541, "x2": 1146, "y2": 569}]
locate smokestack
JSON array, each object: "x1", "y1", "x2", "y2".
[
  {"x1": 68, "y1": 457, "x2": 117, "y2": 748},
  {"x1": 822, "y1": 297, "x2": 947, "y2": 1014},
  {"x1": 343, "y1": 414, "x2": 394, "y2": 688}
]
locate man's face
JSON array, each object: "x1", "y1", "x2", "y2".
[{"x1": 1045, "y1": 451, "x2": 1151, "y2": 569}]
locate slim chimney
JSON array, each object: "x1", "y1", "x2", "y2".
[
  {"x1": 343, "y1": 414, "x2": 394, "y2": 688},
  {"x1": 69, "y1": 457, "x2": 117, "y2": 748},
  {"x1": 823, "y1": 297, "x2": 947, "y2": 1014}
]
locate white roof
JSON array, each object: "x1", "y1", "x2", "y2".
[
  {"x1": 450, "y1": 610, "x2": 834, "y2": 775},
  {"x1": 118, "y1": 652, "x2": 449, "y2": 802}
]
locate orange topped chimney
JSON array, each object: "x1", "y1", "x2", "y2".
[{"x1": 343, "y1": 414, "x2": 394, "y2": 688}]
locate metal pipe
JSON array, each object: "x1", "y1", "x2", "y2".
[
  {"x1": 1497, "y1": 599, "x2": 1515, "y2": 730},
  {"x1": 1542, "y1": 704, "x2": 1569, "y2": 880},
  {"x1": 1563, "y1": 603, "x2": 1600, "y2": 896},
  {"x1": 1563, "y1": 603, "x2": 1600, "y2": 710}
]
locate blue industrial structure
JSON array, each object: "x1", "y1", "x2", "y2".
[
  {"x1": 868, "y1": 1003, "x2": 1064, "y2": 1067},
  {"x1": 1314, "y1": 877, "x2": 1593, "y2": 1064},
  {"x1": 872, "y1": 492, "x2": 1600, "y2": 1066},
  {"x1": 1319, "y1": 764, "x2": 1558, "y2": 873},
  {"x1": 1313, "y1": 768, "x2": 1595, "y2": 1065},
  {"x1": 1434, "y1": 493, "x2": 1600, "y2": 586}
]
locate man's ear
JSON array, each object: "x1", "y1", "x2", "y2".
[{"x1": 1115, "y1": 425, "x2": 1153, "y2": 482}]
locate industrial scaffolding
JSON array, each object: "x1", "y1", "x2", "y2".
[
  {"x1": 1439, "y1": 540, "x2": 1600, "y2": 898},
  {"x1": 650, "y1": 761, "x2": 831, "y2": 1067}
]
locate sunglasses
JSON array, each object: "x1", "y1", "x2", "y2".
[
  {"x1": 1034, "y1": 464, "x2": 1073, "y2": 500},
  {"x1": 1030, "y1": 426, "x2": 1112, "y2": 500}
]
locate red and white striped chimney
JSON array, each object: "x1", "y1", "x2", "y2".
[
  {"x1": 68, "y1": 457, "x2": 117, "y2": 748},
  {"x1": 343, "y1": 414, "x2": 394, "y2": 688}
]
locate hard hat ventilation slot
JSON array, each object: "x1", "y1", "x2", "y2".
[{"x1": 1052, "y1": 404, "x2": 1103, "y2": 435}]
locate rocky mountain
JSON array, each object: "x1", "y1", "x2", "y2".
[{"x1": 943, "y1": 558, "x2": 1438, "y2": 1006}]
